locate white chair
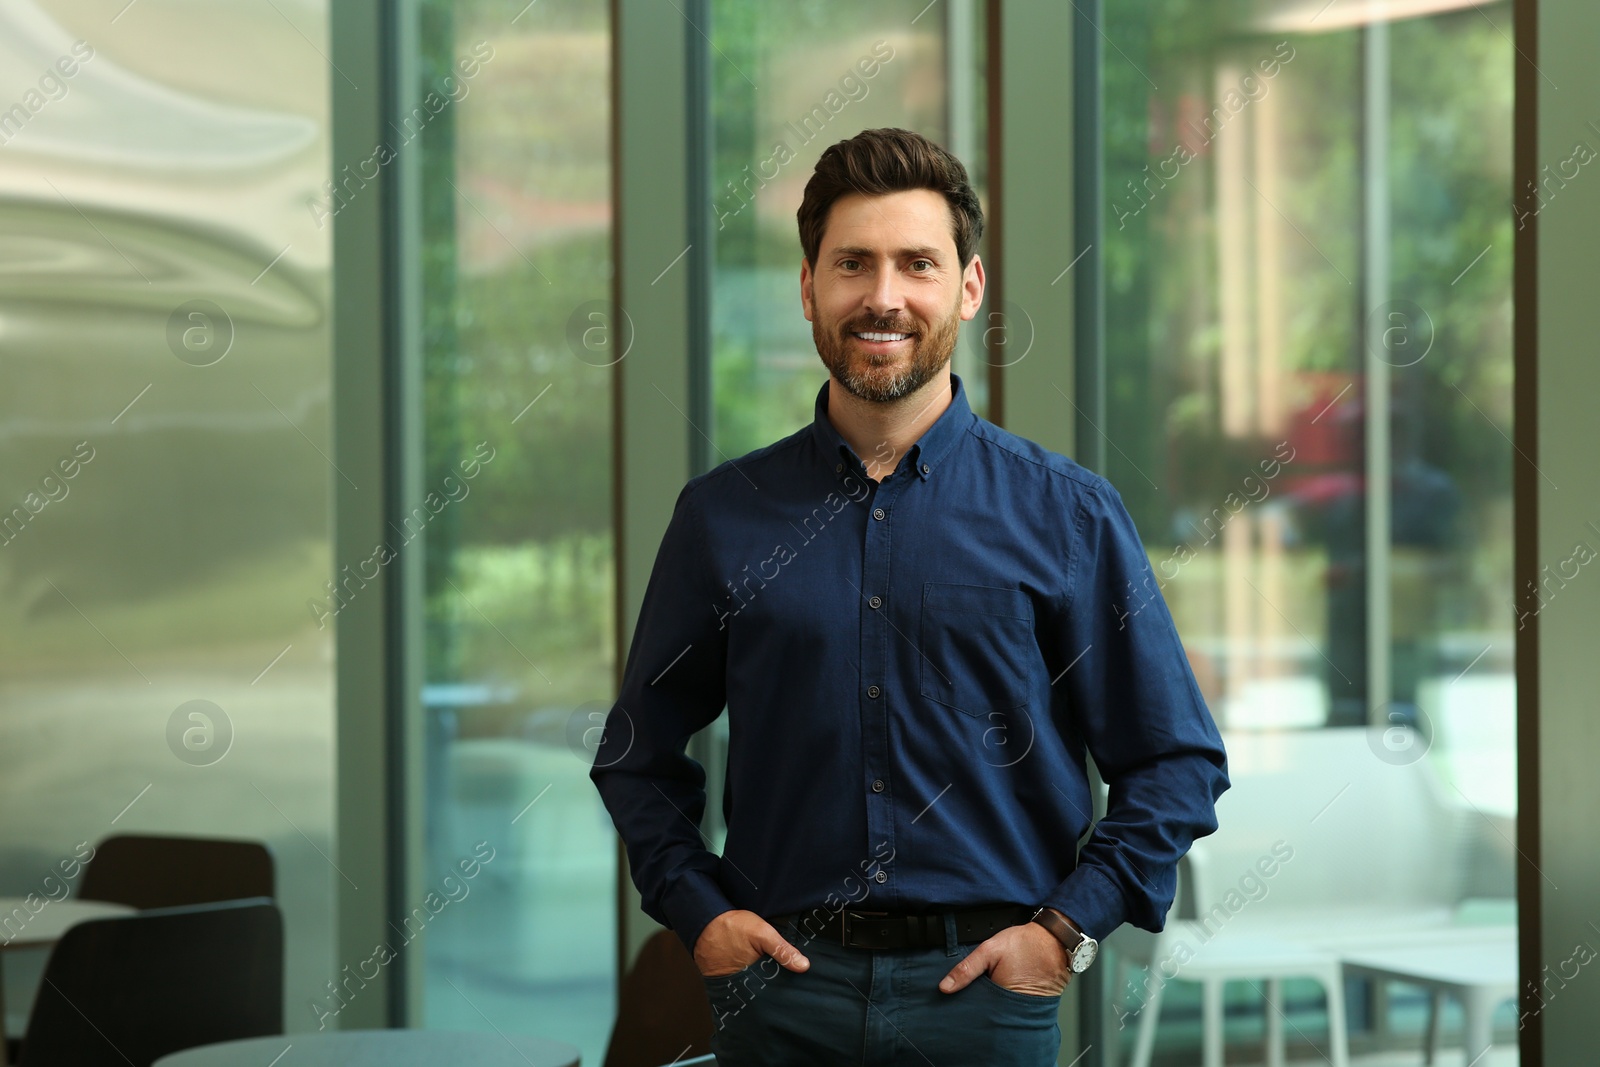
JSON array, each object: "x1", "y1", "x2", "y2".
[
  {"x1": 1107, "y1": 870, "x2": 1349, "y2": 1067},
  {"x1": 1105, "y1": 726, "x2": 1483, "y2": 1067}
]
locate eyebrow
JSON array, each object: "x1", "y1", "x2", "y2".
[{"x1": 828, "y1": 245, "x2": 945, "y2": 261}]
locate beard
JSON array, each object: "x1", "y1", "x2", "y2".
[{"x1": 812, "y1": 296, "x2": 961, "y2": 403}]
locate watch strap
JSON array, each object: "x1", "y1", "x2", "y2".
[{"x1": 1030, "y1": 906, "x2": 1084, "y2": 952}]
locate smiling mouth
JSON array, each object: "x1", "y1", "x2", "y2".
[{"x1": 850, "y1": 330, "x2": 915, "y2": 343}]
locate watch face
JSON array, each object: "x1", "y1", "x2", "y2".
[{"x1": 1071, "y1": 937, "x2": 1099, "y2": 972}]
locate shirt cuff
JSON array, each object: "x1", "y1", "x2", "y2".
[
  {"x1": 661, "y1": 868, "x2": 737, "y2": 955},
  {"x1": 1042, "y1": 864, "x2": 1128, "y2": 942}
]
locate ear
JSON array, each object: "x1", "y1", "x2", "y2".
[
  {"x1": 800, "y1": 257, "x2": 815, "y2": 322},
  {"x1": 959, "y1": 254, "x2": 986, "y2": 321}
]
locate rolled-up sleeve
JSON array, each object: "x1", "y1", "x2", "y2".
[
  {"x1": 589, "y1": 481, "x2": 734, "y2": 953},
  {"x1": 1042, "y1": 477, "x2": 1230, "y2": 939}
]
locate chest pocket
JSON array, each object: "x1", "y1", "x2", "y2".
[{"x1": 918, "y1": 583, "x2": 1036, "y2": 716}]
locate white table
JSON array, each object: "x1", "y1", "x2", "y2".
[
  {"x1": 0, "y1": 896, "x2": 135, "y2": 1064},
  {"x1": 1340, "y1": 926, "x2": 1518, "y2": 1065},
  {"x1": 152, "y1": 1030, "x2": 582, "y2": 1066}
]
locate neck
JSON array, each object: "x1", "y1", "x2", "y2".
[{"x1": 825, "y1": 370, "x2": 953, "y2": 482}]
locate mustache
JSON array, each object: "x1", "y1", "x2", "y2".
[{"x1": 845, "y1": 318, "x2": 918, "y2": 334}]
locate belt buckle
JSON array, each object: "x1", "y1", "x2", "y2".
[{"x1": 840, "y1": 909, "x2": 888, "y2": 947}]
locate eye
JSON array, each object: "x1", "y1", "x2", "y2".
[
  {"x1": 910, "y1": 259, "x2": 933, "y2": 272},
  {"x1": 840, "y1": 258, "x2": 862, "y2": 271}
]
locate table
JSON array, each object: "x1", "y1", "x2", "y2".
[
  {"x1": 1341, "y1": 926, "x2": 1518, "y2": 1065},
  {"x1": 0, "y1": 896, "x2": 135, "y2": 1065},
  {"x1": 153, "y1": 1030, "x2": 583, "y2": 1066}
]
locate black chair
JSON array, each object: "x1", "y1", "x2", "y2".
[
  {"x1": 78, "y1": 834, "x2": 274, "y2": 909},
  {"x1": 5, "y1": 836, "x2": 276, "y2": 1064},
  {"x1": 18, "y1": 898, "x2": 282, "y2": 1067}
]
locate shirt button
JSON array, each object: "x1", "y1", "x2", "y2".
[
  {"x1": 922, "y1": 463, "x2": 931, "y2": 474},
  {"x1": 868, "y1": 595, "x2": 882, "y2": 609},
  {"x1": 867, "y1": 685, "x2": 881, "y2": 698},
  {"x1": 872, "y1": 779, "x2": 885, "y2": 793},
  {"x1": 874, "y1": 870, "x2": 888, "y2": 883},
  {"x1": 873, "y1": 507, "x2": 886, "y2": 520},
  {"x1": 836, "y1": 463, "x2": 843, "y2": 472}
]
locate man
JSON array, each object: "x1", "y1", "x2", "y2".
[{"x1": 590, "y1": 127, "x2": 1229, "y2": 1066}]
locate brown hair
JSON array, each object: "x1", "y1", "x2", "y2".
[{"x1": 797, "y1": 127, "x2": 984, "y2": 269}]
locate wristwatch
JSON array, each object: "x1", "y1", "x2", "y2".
[{"x1": 1031, "y1": 906, "x2": 1099, "y2": 973}]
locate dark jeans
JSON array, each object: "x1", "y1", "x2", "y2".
[{"x1": 701, "y1": 917, "x2": 1062, "y2": 1067}]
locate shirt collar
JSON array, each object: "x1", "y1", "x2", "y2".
[{"x1": 809, "y1": 372, "x2": 975, "y2": 483}]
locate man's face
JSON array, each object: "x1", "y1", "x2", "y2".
[{"x1": 801, "y1": 189, "x2": 985, "y2": 403}]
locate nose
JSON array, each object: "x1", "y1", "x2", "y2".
[{"x1": 864, "y1": 263, "x2": 907, "y2": 322}]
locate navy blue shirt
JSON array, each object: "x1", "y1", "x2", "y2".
[{"x1": 591, "y1": 373, "x2": 1229, "y2": 954}]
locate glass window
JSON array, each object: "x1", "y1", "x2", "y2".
[
  {"x1": 1098, "y1": 0, "x2": 1514, "y2": 1058},
  {"x1": 413, "y1": 1, "x2": 616, "y2": 1062},
  {"x1": 710, "y1": 0, "x2": 991, "y2": 463},
  {"x1": 702, "y1": 0, "x2": 991, "y2": 847},
  {"x1": 0, "y1": 0, "x2": 333, "y2": 1036}
]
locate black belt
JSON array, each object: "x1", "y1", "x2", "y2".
[{"x1": 766, "y1": 904, "x2": 1034, "y2": 950}]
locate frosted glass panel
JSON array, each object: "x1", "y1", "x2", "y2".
[{"x1": 0, "y1": 0, "x2": 333, "y2": 1037}]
